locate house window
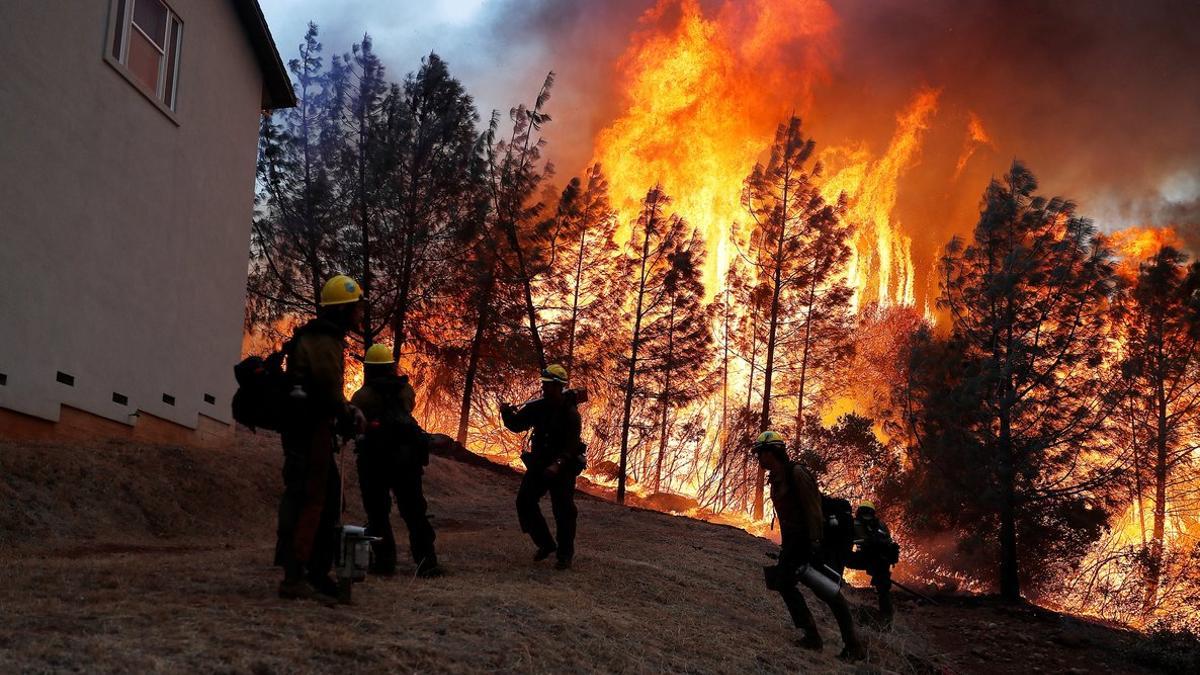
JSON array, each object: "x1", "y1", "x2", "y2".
[{"x1": 109, "y1": 0, "x2": 183, "y2": 110}]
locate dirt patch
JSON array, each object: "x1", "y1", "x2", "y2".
[{"x1": 0, "y1": 433, "x2": 1187, "y2": 673}]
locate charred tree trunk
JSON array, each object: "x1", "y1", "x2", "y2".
[
  {"x1": 717, "y1": 290, "x2": 731, "y2": 507},
  {"x1": 654, "y1": 294, "x2": 677, "y2": 493},
  {"x1": 355, "y1": 99, "x2": 375, "y2": 348},
  {"x1": 503, "y1": 221, "x2": 547, "y2": 369},
  {"x1": 457, "y1": 265, "x2": 495, "y2": 445},
  {"x1": 998, "y1": 392, "x2": 1020, "y2": 601},
  {"x1": 721, "y1": 288, "x2": 730, "y2": 427},
  {"x1": 745, "y1": 305, "x2": 758, "y2": 412},
  {"x1": 617, "y1": 203, "x2": 656, "y2": 504},
  {"x1": 754, "y1": 210, "x2": 789, "y2": 520},
  {"x1": 792, "y1": 271, "x2": 818, "y2": 444},
  {"x1": 1144, "y1": 360, "x2": 1169, "y2": 611},
  {"x1": 391, "y1": 175, "x2": 422, "y2": 358},
  {"x1": 566, "y1": 229, "x2": 586, "y2": 373},
  {"x1": 1128, "y1": 393, "x2": 1147, "y2": 547}
]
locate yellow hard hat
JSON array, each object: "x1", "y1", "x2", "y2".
[
  {"x1": 858, "y1": 501, "x2": 876, "y2": 512},
  {"x1": 319, "y1": 275, "x2": 363, "y2": 306},
  {"x1": 541, "y1": 364, "x2": 568, "y2": 384},
  {"x1": 754, "y1": 430, "x2": 786, "y2": 449},
  {"x1": 364, "y1": 343, "x2": 394, "y2": 365}
]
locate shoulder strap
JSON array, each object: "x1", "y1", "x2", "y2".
[{"x1": 784, "y1": 462, "x2": 801, "y2": 493}]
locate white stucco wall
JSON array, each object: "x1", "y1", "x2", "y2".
[{"x1": 0, "y1": 0, "x2": 265, "y2": 429}]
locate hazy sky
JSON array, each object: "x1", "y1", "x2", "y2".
[{"x1": 257, "y1": 0, "x2": 578, "y2": 142}]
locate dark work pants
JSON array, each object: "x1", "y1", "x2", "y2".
[
  {"x1": 357, "y1": 451, "x2": 437, "y2": 572},
  {"x1": 277, "y1": 420, "x2": 341, "y2": 581},
  {"x1": 777, "y1": 546, "x2": 860, "y2": 649},
  {"x1": 516, "y1": 468, "x2": 578, "y2": 560},
  {"x1": 846, "y1": 551, "x2": 894, "y2": 619}
]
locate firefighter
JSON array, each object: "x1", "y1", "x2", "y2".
[
  {"x1": 500, "y1": 364, "x2": 585, "y2": 570},
  {"x1": 846, "y1": 501, "x2": 898, "y2": 625},
  {"x1": 350, "y1": 343, "x2": 441, "y2": 578},
  {"x1": 277, "y1": 275, "x2": 365, "y2": 601},
  {"x1": 755, "y1": 431, "x2": 866, "y2": 661}
]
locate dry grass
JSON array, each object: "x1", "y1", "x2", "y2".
[{"x1": 0, "y1": 433, "x2": 1169, "y2": 673}]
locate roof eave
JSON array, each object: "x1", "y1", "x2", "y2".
[{"x1": 233, "y1": 0, "x2": 296, "y2": 110}]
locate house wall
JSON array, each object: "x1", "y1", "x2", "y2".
[{"x1": 0, "y1": 0, "x2": 265, "y2": 434}]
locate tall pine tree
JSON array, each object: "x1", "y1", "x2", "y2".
[
  {"x1": 937, "y1": 161, "x2": 1121, "y2": 600},
  {"x1": 1117, "y1": 246, "x2": 1200, "y2": 612},
  {"x1": 740, "y1": 116, "x2": 845, "y2": 518}
]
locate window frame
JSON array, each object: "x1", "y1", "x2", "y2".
[{"x1": 103, "y1": 0, "x2": 184, "y2": 124}]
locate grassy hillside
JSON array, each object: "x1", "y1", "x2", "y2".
[{"x1": 0, "y1": 433, "x2": 1183, "y2": 673}]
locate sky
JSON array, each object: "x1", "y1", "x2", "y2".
[{"x1": 256, "y1": 0, "x2": 613, "y2": 170}]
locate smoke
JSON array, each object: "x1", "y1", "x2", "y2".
[
  {"x1": 263, "y1": 0, "x2": 1200, "y2": 274},
  {"x1": 822, "y1": 0, "x2": 1200, "y2": 220},
  {"x1": 483, "y1": 0, "x2": 1200, "y2": 306}
]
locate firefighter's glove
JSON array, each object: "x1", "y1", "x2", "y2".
[{"x1": 335, "y1": 405, "x2": 366, "y2": 440}]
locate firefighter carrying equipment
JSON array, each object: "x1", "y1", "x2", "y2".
[
  {"x1": 541, "y1": 364, "x2": 569, "y2": 384},
  {"x1": 320, "y1": 275, "x2": 363, "y2": 306},
  {"x1": 364, "y1": 343, "x2": 395, "y2": 365}
]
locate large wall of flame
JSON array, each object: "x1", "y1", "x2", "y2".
[{"x1": 484, "y1": 0, "x2": 1200, "y2": 308}]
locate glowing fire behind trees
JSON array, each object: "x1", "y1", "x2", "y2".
[
  {"x1": 248, "y1": 2, "x2": 1200, "y2": 632},
  {"x1": 582, "y1": 0, "x2": 1198, "y2": 627}
]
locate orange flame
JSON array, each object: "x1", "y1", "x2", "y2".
[
  {"x1": 820, "y1": 89, "x2": 939, "y2": 309},
  {"x1": 593, "y1": 0, "x2": 838, "y2": 288},
  {"x1": 954, "y1": 111, "x2": 994, "y2": 179},
  {"x1": 1109, "y1": 226, "x2": 1184, "y2": 277},
  {"x1": 593, "y1": 0, "x2": 934, "y2": 312}
]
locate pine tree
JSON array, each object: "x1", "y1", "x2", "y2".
[
  {"x1": 937, "y1": 161, "x2": 1121, "y2": 600},
  {"x1": 326, "y1": 35, "x2": 393, "y2": 348},
  {"x1": 545, "y1": 164, "x2": 622, "y2": 382},
  {"x1": 642, "y1": 231, "x2": 716, "y2": 493},
  {"x1": 482, "y1": 74, "x2": 556, "y2": 369},
  {"x1": 615, "y1": 186, "x2": 690, "y2": 503},
  {"x1": 381, "y1": 53, "x2": 480, "y2": 359},
  {"x1": 740, "y1": 116, "x2": 846, "y2": 518},
  {"x1": 1117, "y1": 246, "x2": 1200, "y2": 612},
  {"x1": 250, "y1": 23, "x2": 340, "y2": 328},
  {"x1": 454, "y1": 75, "x2": 556, "y2": 445}
]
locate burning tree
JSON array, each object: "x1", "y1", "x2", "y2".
[
  {"x1": 1116, "y1": 246, "x2": 1200, "y2": 613},
  {"x1": 454, "y1": 78, "x2": 558, "y2": 444},
  {"x1": 920, "y1": 162, "x2": 1121, "y2": 600},
  {"x1": 616, "y1": 186, "x2": 693, "y2": 502},
  {"x1": 739, "y1": 116, "x2": 849, "y2": 518},
  {"x1": 801, "y1": 412, "x2": 901, "y2": 504},
  {"x1": 535, "y1": 164, "x2": 623, "y2": 388},
  {"x1": 643, "y1": 232, "x2": 716, "y2": 493}
]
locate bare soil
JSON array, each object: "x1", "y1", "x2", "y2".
[{"x1": 0, "y1": 433, "x2": 1179, "y2": 673}]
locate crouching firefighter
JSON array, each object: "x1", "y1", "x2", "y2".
[
  {"x1": 350, "y1": 343, "x2": 442, "y2": 578},
  {"x1": 277, "y1": 275, "x2": 365, "y2": 601},
  {"x1": 755, "y1": 431, "x2": 866, "y2": 661},
  {"x1": 846, "y1": 501, "x2": 899, "y2": 625},
  {"x1": 500, "y1": 364, "x2": 586, "y2": 570}
]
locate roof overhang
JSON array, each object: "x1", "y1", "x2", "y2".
[{"x1": 232, "y1": 0, "x2": 297, "y2": 110}]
